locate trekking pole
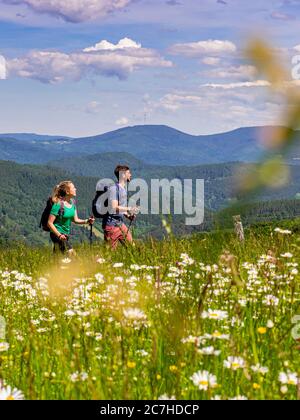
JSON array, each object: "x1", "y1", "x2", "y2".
[
  {"x1": 124, "y1": 211, "x2": 138, "y2": 241},
  {"x1": 89, "y1": 222, "x2": 93, "y2": 248},
  {"x1": 89, "y1": 211, "x2": 94, "y2": 248}
]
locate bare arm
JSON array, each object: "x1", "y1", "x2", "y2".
[
  {"x1": 111, "y1": 199, "x2": 131, "y2": 216},
  {"x1": 48, "y1": 214, "x2": 66, "y2": 239},
  {"x1": 73, "y1": 210, "x2": 94, "y2": 225}
]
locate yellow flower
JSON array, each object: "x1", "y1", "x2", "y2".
[
  {"x1": 156, "y1": 374, "x2": 161, "y2": 380},
  {"x1": 180, "y1": 362, "x2": 186, "y2": 368},
  {"x1": 253, "y1": 383, "x2": 261, "y2": 390},
  {"x1": 127, "y1": 361, "x2": 136, "y2": 369},
  {"x1": 169, "y1": 365, "x2": 178, "y2": 373},
  {"x1": 258, "y1": 327, "x2": 267, "y2": 335}
]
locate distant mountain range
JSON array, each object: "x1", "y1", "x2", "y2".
[
  {"x1": 1, "y1": 124, "x2": 299, "y2": 166},
  {"x1": 0, "y1": 133, "x2": 71, "y2": 142}
]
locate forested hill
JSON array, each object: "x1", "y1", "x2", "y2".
[
  {"x1": 2, "y1": 125, "x2": 300, "y2": 166},
  {"x1": 1, "y1": 159, "x2": 300, "y2": 245}
]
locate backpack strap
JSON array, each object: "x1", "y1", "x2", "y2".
[
  {"x1": 58, "y1": 200, "x2": 65, "y2": 218},
  {"x1": 116, "y1": 183, "x2": 120, "y2": 214}
]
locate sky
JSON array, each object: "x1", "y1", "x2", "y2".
[{"x1": 0, "y1": 0, "x2": 300, "y2": 137}]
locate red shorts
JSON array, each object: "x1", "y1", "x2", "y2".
[{"x1": 104, "y1": 224, "x2": 133, "y2": 250}]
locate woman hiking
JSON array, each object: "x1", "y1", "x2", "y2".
[{"x1": 48, "y1": 181, "x2": 94, "y2": 255}]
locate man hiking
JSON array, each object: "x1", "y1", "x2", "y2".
[{"x1": 103, "y1": 165, "x2": 138, "y2": 250}]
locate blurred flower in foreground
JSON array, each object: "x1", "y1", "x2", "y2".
[
  {"x1": 235, "y1": 38, "x2": 300, "y2": 199},
  {"x1": 158, "y1": 394, "x2": 176, "y2": 400},
  {"x1": 0, "y1": 342, "x2": 9, "y2": 352},
  {"x1": 0, "y1": 385, "x2": 24, "y2": 400}
]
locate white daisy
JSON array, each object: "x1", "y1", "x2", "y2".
[
  {"x1": 279, "y1": 372, "x2": 298, "y2": 386},
  {"x1": 251, "y1": 365, "x2": 269, "y2": 375},
  {"x1": 123, "y1": 308, "x2": 147, "y2": 321},
  {"x1": 280, "y1": 253, "x2": 293, "y2": 258},
  {"x1": 263, "y1": 295, "x2": 279, "y2": 307},
  {"x1": 201, "y1": 309, "x2": 228, "y2": 321},
  {"x1": 0, "y1": 342, "x2": 9, "y2": 352},
  {"x1": 190, "y1": 370, "x2": 218, "y2": 391},
  {"x1": 61, "y1": 258, "x2": 72, "y2": 264},
  {"x1": 113, "y1": 263, "x2": 124, "y2": 268},
  {"x1": 198, "y1": 346, "x2": 221, "y2": 356},
  {"x1": 224, "y1": 356, "x2": 246, "y2": 370},
  {"x1": 274, "y1": 228, "x2": 292, "y2": 235},
  {"x1": 158, "y1": 394, "x2": 176, "y2": 400},
  {"x1": 0, "y1": 385, "x2": 25, "y2": 400}
]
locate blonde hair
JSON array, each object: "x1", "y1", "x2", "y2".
[{"x1": 52, "y1": 181, "x2": 73, "y2": 203}]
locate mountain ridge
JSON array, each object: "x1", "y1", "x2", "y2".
[{"x1": 1, "y1": 125, "x2": 299, "y2": 166}]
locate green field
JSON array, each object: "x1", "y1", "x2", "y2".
[{"x1": 0, "y1": 223, "x2": 300, "y2": 400}]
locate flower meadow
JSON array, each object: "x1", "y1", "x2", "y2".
[{"x1": 0, "y1": 225, "x2": 300, "y2": 400}]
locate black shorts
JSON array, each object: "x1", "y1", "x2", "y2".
[{"x1": 50, "y1": 233, "x2": 73, "y2": 253}]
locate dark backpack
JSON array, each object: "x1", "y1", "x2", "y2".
[
  {"x1": 40, "y1": 198, "x2": 65, "y2": 232},
  {"x1": 92, "y1": 183, "x2": 119, "y2": 219}
]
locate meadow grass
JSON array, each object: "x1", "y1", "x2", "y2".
[{"x1": 0, "y1": 224, "x2": 300, "y2": 400}]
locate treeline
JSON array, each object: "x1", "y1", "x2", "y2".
[
  {"x1": 1, "y1": 159, "x2": 300, "y2": 246},
  {"x1": 215, "y1": 199, "x2": 300, "y2": 229}
]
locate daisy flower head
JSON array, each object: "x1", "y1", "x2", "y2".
[
  {"x1": 158, "y1": 394, "x2": 176, "y2": 400},
  {"x1": 274, "y1": 228, "x2": 292, "y2": 235},
  {"x1": 0, "y1": 342, "x2": 9, "y2": 352},
  {"x1": 190, "y1": 370, "x2": 218, "y2": 391},
  {"x1": 61, "y1": 258, "x2": 72, "y2": 264},
  {"x1": 0, "y1": 385, "x2": 25, "y2": 400},
  {"x1": 279, "y1": 372, "x2": 298, "y2": 386},
  {"x1": 123, "y1": 308, "x2": 147, "y2": 321},
  {"x1": 201, "y1": 309, "x2": 228, "y2": 321},
  {"x1": 224, "y1": 356, "x2": 246, "y2": 371}
]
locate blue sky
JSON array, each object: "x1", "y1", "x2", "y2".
[{"x1": 0, "y1": 0, "x2": 299, "y2": 137}]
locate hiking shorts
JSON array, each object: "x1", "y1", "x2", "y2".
[
  {"x1": 104, "y1": 224, "x2": 133, "y2": 250},
  {"x1": 50, "y1": 232, "x2": 73, "y2": 254}
]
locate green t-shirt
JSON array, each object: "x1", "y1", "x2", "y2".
[{"x1": 50, "y1": 201, "x2": 76, "y2": 235}]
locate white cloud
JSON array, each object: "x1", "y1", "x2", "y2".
[
  {"x1": 200, "y1": 80, "x2": 271, "y2": 89},
  {"x1": 84, "y1": 38, "x2": 141, "y2": 52},
  {"x1": 2, "y1": 0, "x2": 134, "y2": 23},
  {"x1": 6, "y1": 39, "x2": 173, "y2": 83},
  {"x1": 158, "y1": 92, "x2": 204, "y2": 111},
  {"x1": 169, "y1": 40, "x2": 237, "y2": 58},
  {"x1": 0, "y1": 55, "x2": 6, "y2": 79},
  {"x1": 202, "y1": 57, "x2": 221, "y2": 66},
  {"x1": 293, "y1": 45, "x2": 300, "y2": 52},
  {"x1": 116, "y1": 117, "x2": 129, "y2": 126},
  {"x1": 270, "y1": 11, "x2": 294, "y2": 21},
  {"x1": 155, "y1": 85, "x2": 283, "y2": 132},
  {"x1": 202, "y1": 65, "x2": 258, "y2": 80}
]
